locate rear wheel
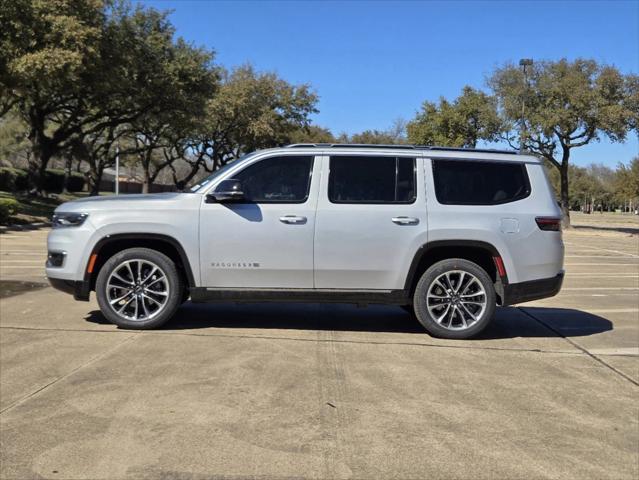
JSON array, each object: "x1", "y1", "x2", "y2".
[
  {"x1": 96, "y1": 248, "x2": 183, "y2": 329},
  {"x1": 413, "y1": 258, "x2": 495, "y2": 339}
]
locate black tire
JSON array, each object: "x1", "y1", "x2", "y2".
[
  {"x1": 96, "y1": 247, "x2": 183, "y2": 329},
  {"x1": 413, "y1": 258, "x2": 496, "y2": 339}
]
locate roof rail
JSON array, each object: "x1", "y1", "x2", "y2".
[{"x1": 284, "y1": 143, "x2": 518, "y2": 154}]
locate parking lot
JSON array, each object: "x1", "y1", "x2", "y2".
[{"x1": 1, "y1": 213, "x2": 637, "y2": 479}]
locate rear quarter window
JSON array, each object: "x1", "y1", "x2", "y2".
[{"x1": 432, "y1": 159, "x2": 531, "y2": 205}]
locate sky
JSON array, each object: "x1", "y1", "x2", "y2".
[{"x1": 141, "y1": 0, "x2": 638, "y2": 167}]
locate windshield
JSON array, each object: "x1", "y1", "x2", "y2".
[{"x1": 188, "y1": 153, "x2": 257, "y2": 192}]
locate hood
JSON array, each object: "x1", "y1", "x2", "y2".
[{"x1": 55, "y1": 192, "x2": 194, "y2": 212}]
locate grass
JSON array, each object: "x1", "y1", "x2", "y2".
[{"x1": 0, "y1": 191, "x2": 90, "y2": 224}]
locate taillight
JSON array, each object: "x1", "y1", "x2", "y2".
[{"x1": 535, "y1": 217, "x2": 561, "y2": 231}]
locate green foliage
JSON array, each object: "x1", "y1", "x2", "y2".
[
  {"x1": 615, "y1": 157, "x2": 639, "y2": 200},
  {"x1": 336, "y1": 119, "x2": 408, "y2": 145},
  {"x1": 487, "y1": 59, "x2": 638, "y2": 224},
  {"x1": 545, "y1": 160, "x2": 638, "y2": 211},
  {"x1": 490, "y1": 59, "x2": 638, "y2": 151},
  {"x1": 1, "y1": 0, "x2": 219, "y2": 192},
  {"x1": 289, "y1": 126, "x2": 336, "y2": 144},
  {"x1": 103, "y1": 6, "x2": 218, "y2": 192},
  {"x1": 0, "y1": 0, "x2": 103, "y2": 96},
  {"x1": 407, "y1": 86, "x2": 501, "y2": 147},
  {"x1": 0, "y1": 167, "x2": 29, "y2": 191},
  {"x1": 176, "y1": 64, "x2": 319, "y2": 187},
  {"x1": 0, "y1": 112, "x2": 30, "y2": 164},
  {"x1": 206, "y1": 65, "x2": 318, "y2": 154},
  {"x1": 345, "y1": 129, "x2": 404, "y2": 144},
  {"x1": 0, "y1": 197, "x2": 19, "y2": 224}
]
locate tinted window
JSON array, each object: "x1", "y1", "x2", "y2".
[
  {"x1": 432, "y1": 160, "x2": 530, "y2": 205},
  {"x1": 232, "y1": 155, "x2": 313, "y2": 203},
  {"x1": 329, "y1": 156, "x2": 416, "y2": 204}
]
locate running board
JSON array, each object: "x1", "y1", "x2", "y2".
[{"x1": 189, "y1": 287, "x2": 410, "y2": 305}]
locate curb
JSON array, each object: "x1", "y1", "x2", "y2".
[{"x1": 0, "y1": 222, "x2": 51, "y2": 233}]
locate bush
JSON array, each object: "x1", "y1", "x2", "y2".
[
  {"x1": 66, "y1": 171, "x2": 85, "y2": 192},
  {"x1": 44, "y1": 169, "x2": 85, "y2": 193},
  {"x1": 0, "y1": 167, "x2": 29, "y2": 192},
  {"x1": 0, "y1": 197, "x2": 19, "y2": 224},
  {"x1": 0, "y1": 167, "x2": 85, "y2": 193},
  {"x1": 43, "y1": 169, "x2": 65, "y2": 192}
]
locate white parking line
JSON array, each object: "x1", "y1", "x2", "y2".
[
  {"x1": 564, "y1": 243, "x2": 639, "y2": 258},
  {"x1": 1, "y1": 260, "x2": 46, "y2": 263},
  {"x1": 1, "y1": 252, "x2": 48, "y2": 255},
  {"x1": 564, "y1": 263, "x2": 639, "y2": 266},
  {"x1": 565, "y1": 255, "x2": 637, "y2": 258},
  {"x1": 0, "y1": 266, "x2": 45, "y2": 269},
  {"x1": 565, "y1": 274, "x2": 638, "y2": 277},
  {"x1": 562, "y1": 287, "x2": 639, "y2": 290},
  {"x1": 558, "y1": 293, "x2": 638, "y2": 297}
]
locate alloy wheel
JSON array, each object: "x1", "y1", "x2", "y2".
[
  {"x1": 106, "y1": 259, "x2": 170, "y2": 321},
  {"x1": 426, "y1": 270, "x2": 487, "y2": 330}
]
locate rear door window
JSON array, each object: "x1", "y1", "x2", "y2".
[
  {"x1": 328, "y1": 156, "x2": 416, "y2": 204},
  {"x1": 432, "y1": 159, "x2": 530, "y2": 205}
]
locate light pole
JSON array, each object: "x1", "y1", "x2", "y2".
[{"x1": 519, "y1": 58, "x2": 533, "y2": 152}]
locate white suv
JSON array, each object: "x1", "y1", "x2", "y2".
[{"x1": 46, "y1": 144, "x2": 564, "y2": 339}]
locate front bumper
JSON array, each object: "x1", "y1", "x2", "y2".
[
  {"x1": 48, "y1": 277, "x2": 91, "y2": 301},
  {"x1": 501, "y1": 271, "x2": 564, "y2": 306}
]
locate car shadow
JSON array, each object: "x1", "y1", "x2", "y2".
[{"x1": 84, "y1": 303, "x2": 613, "y2": 339}]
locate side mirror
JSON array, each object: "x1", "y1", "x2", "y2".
[{"x1": 207, "y1": 179, "x2": 245, "y2": 203}]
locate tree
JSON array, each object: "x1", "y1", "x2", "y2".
[
  {"x1": 0, "y1": 110, "x2": 30, "y2": 167},
  {"x1": 615, "y1": 157, "x2": 639, "y2": 211},
  {"x1": 0, "y1": 1, "x2": 215, "y2": 194},
  {"x1": 289, "y1": 125, "x2": 335, "y2": 144},
  {"x1": 337, "y1": 118, "x2": 409, "y2": 145},
  {"x1": 120, "y1": 10, "x2": 217, "y2": 193},
  {"x1": 172, "y1": 65, "x2": 318, "y2": 187},
  {"x1": 490, "y1": 59, "x2": 638, "y2": 226},
  {"x1": 407, "y1": 86, "x2": 501, "y2": 147},
  {"x1": 0, "y1": 0, "x2": 105, "y2": 191}
]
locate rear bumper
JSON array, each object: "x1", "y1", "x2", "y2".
[
  {"x1": 501, "y1": 271, "x2": 564, "y2": 306},
  {"x1": 48, "y1": 277, "x2": 91, "y2": 301}
]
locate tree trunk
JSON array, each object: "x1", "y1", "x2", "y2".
[
  {"x1": 94, "y1": 165, "x2": 105, "y2": 196},
  {"x1": 62, "y1": 156, "x2": 72, "y2": 194},
  {"x1": 142, "y1": 167, "x2": 151, "y2": 194},
  {"x1": 27, "y1": 111, "x2": 53, "y2": 194},
  {"x1": 28, "y1": 140, "x2": 53, "y2": 194},
  {"x1": 172, "y1": 158, "x2": 204, "y2": 191},
  {"x1": 87, "y1": 160, "x2": 103, "y2": 196},
  {"x1": 559, "y1": 162, "x2": 571, "y2": 228},
  {"x1": 558, "y1": 144, "x2": 571, "y2": 228}
]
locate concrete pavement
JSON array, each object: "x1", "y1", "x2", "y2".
[{"x1": 1, "y1": 214, "x2": 637, "y2": 479}]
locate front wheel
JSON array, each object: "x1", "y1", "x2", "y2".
[
  {"x1": 96, "y1": 248, "x2": 183, "y2": 329},
  {"x1": 413, "y1": 258, "x2": 496, "y2": 339}
]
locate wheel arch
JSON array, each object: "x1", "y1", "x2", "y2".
[
  {"x1": 84, "y1": 233, "x2": 196, "y2": 291},
  {"x1": 404, "y1": 240, "x2": 508, "y2": 303}
]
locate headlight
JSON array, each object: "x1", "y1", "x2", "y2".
[{"x1": 52, "y1": 212, "x2": 88, "y2": 228}]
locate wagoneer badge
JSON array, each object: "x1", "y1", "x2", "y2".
[{"x1": 211, "y1": 262, "x2": 261, "y2": 268}]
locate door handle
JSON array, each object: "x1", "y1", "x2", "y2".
[
  {"x1": 279, "y1": 215, "x2": 307, "y2": 224},
  {"x1": 392, "y1": 216, "x2": 419, "y2": 225}
]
